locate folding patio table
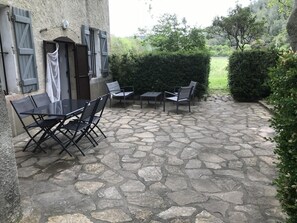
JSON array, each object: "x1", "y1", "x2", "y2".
[{"x1": 21, "y1": 99, "x2": 88, "y2": 155}]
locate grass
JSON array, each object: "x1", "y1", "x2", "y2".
[{"x1": 208, "y1": 56, "x2": 229, "y2": 94}]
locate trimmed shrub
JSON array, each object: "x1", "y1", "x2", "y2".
[
  {"x1": 228, "y1": 49, "x2": 279, "y2": 102},
  {"x1": 269, "y1": 52, "x2": 297, "y2": 223},
  {"x1": 109, "y1": 52, "x2": 210, "y2": 99}
]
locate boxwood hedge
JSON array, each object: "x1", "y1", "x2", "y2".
[
  {"x1": 228, "y1": 50, "x2": 279, "y2": 102},
  {"x1": 109, "y1": 52, "x2": 210, "y2": 98}
]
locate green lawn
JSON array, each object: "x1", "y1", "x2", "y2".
[{"x1": 209, "y1": 57, "x2": 229, "y2": 93}]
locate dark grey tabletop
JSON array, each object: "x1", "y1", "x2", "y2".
[
  {"x1": 140, "y1": 92, "x2": 162, "y2": 98},
  {"x1": 21, "y1": 99, "x2": 88, "y2": 117}
]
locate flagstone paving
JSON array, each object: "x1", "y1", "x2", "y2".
[{"x1": 14, "y1": 95, "x2": 285, "y2": 223}]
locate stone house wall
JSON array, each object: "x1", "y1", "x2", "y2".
[{"x1": 0, "y1": 0, "x2": 111, "y2": 136}]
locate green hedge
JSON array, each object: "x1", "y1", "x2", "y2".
[
  {"x1": 228, "y1": 50, "x2": 279, "y2": 102},
  {"x1": 269, "y1": 52, "x2": 297, "y2": 223},
  {"x1": 109, "y1": 52, "x2": 210, "y2": 98}
]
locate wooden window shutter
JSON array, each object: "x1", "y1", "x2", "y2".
[
  {"x1": 12, "y1": 7, "x2": 38, "y2": 93},
  {"x1": 99, "y1": 30, "x2": 109, "y2": 77},
  {"x1": 81, "y1": 25, "x2": 94, "y2": 76}
]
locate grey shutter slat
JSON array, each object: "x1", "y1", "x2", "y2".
[
  {"x1": 100, "y1": 30, "x2": 109, "y2": 77},
  {"x1": 12, "y1": 7, "x2": 38, "y2": 93},
  {"x1": 81, "y1": 25, "x2": 93, "y2": 76}
]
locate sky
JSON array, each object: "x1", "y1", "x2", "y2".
[{"x1": 109, "y1": 0, "x2": 252, "y2": 37}]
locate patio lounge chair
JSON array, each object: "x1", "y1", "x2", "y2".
[
  {"x1": 163, "y1": 86, "x2": 193, "y2": 114},
  {"x1": 173, "y1": 81, "x2": 197, "y2": 105},
  {"x1": 106, "y1": 81, "x2": 134, "y2": 107}
]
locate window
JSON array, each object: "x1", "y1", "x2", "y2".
[{"x1": 81, "y1": 26, "x2": 109, "y2": 78}]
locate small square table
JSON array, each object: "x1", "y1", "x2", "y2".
[{"x1": 140, "y1": 92, "x2": 162, "y2": 109}]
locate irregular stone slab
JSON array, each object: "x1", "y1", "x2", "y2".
[
  {"x1": 99, "y1": 187, "x2": 122, "y2": 199},
  {"x1": 138, "y1": 166, "x2": 162, "y2": 181},
  {"x1": 229, "y1": 211, "x2": 248, "y2": 223},
  {"x1": 185, "y1": 169, "x2": 213, "y2": 179},
  {"x1": 99, "y1": 170, "x2": 124, "y2": 184},
  {"x1": 18, "y1": 166, "x2": 40, "y2": 178},
  {"x1": 198, "y1": 153, "x2": 225, "y2": 163},
  {"x1": 191, "y1": 179, "x2": 221, "y2": 193},
  {"x1": 185, "y1": 160, "x2": 202, "y2": 169},
  {"x1": 101, "y1": 152, "x2": 121, "y2": 170},
  {"x1": 122, "y1": 163, "x2": 141, "y2": 171},
  {"x1": 128, "y1": 206, "x2": 153, "y2": 220},
  {"x1": 167, "y1": 190, "x2": 207, "y2": 205},
  {"x1": 75, "y1": 181, "x2": 104, "y2": 195},
  {"x1": 165, "y1": 176, "x2": 187, "y2": 191},
  {"x1": 97, "y1": 199, "x2": 125, "y2": 209},
  {"x1": 20, "y1": 157, "x2": 38, "y2": 167},
  {"x1": 48, "y1": 213, "x2": 92, "y2": 223},
  {"x1": 120, "y1": 180, "x2": 145, "y2": 192},
  {"x1": 247, "y1": 167, "x2": 270, "y2": 182},
  {"x1": 234, "y1": 150, "x2": 254, "y2": 158},
  {"x1": 125, "y1": 192, "x2": 164, "y2": 208},
  {"x1": 214, "y1": 170, "x2": 244, "y2": 179},
  {"x1": 180, "y1": 147, "x2": 198, "y2": 159},
  {"x1": 83, "y1": 163, "x2": 105, "y2": 174},
  {"x1": 167, "y1": 156, "x2": 184, "y2": 165},
  {"x1": 209, "y1": 191, "x2": 243, "y2": 204},
  {"x1": 195, "y1": 210, "x2": 223, "y2": 223},
  {"x1": 91, "y1": 209, "x2": 132, "y2": 222},
  {"x1": 158, "y1": 206, "x2": 196, "y2": 219},
  {"x1": 32, "y1": 186, "x2": 96, "y2": 213},
  {"x1": 202, "y1": 200, "x2": 229, "y2": 217},
  {"x1": 134, "y1": 132, "x2": 154, "y2": 138}
]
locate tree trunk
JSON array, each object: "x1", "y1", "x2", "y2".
[{"x1": 287, "y1": 0, "x2": 297, "y2": 51}]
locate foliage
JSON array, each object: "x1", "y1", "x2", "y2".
[
  {"x1": 250, "y1": 0, "x2": 290, "y2": 49},
  {"x1": 208, "y1": 44, "x2": 233, "y2": 57},
  {"x1": 109, "y1": 52, "x2": 210, "y2": 98},
  {"x1": 269, "y1": 52, "x2": 297, "y2": 223},
  {"x1": 268, "y1": 0, "x2": 293, "y2": 18},
  {"x1": 207, "y1": 5, "x2": 265, "y2": 51},
  {"x1": 141, "y1": 14, "x2": 206, "y2": 52},
  {"x1": 228, "y1": 49, "x2": 279, "y2": 101},
  {"x1": 111, "y1": 35, "x2": 152, "y2": 55}
]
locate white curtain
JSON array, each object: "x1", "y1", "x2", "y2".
[{"x1": 46, "y1": 44, "x2": 61, "y2": 102}]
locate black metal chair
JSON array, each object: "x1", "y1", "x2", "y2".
[
  {"x1": 88, "y1": 94, "x2": 109, "y2": 140},
  {"x1": 31, "y1": 92, "x2": 63, "y2": 120},
  {"x1": 10, "y1": 96, "x2": 59, "y2": 152},
  {"x1": 163, "y1": 86, "x2": 193, "y2": 114},
  {"x1": 106, "y1": 81, "x2": 134, "y2": 107},
  {"x1": 173, "y1": 81, "x2": 197, "y2": 105},
  {"x1": 58, "y1": 98, "x2": 99, "y2": 156}
]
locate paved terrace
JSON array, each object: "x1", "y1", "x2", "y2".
[{"x1": 14, "y1": 96, "x2": 285, "y2": 223}]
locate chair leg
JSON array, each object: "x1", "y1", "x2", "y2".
[
  {"x1": 189, "y1": 101, "x2": 191, "y2": 112},
  {"x1": 176, "y1": 103, "x2": 179, "y2": 114}
]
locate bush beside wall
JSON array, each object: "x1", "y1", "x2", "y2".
[
  {"x1": 269, "y1": 52, "x2": 297, "y2": 223},
  {"x1": 228, "y1": 50, "x2": 279, "y2": 102},
  {"x1": 110, "y1": 52, "x2": 210, "y2": 98}
]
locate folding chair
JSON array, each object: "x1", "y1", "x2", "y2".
[
  {"x1": 88, "y1": 94, "x2": 109, "y2": 140},
  {"x1": 10, "y1": 96, "x2": 59, "y2": 152},
  {"x1": 163, "y1": 86, "x2": 193, "y2": 114},
  {"x1": 58, "y1": 98, "x2": 99, "y2": 156},
  {"x1": 31, "y1": 92, "x2": 62, "y2": 120},
  {"x1": 106, "y1": 81, "x2": 134, "y2": 107}
]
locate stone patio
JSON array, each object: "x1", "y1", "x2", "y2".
[{"x1": 14, "y1": 95, "x2": 285, "y2": 223}]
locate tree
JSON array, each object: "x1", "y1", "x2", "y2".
[
  {"x1": 141, "y1": 14, "x2": 206, "y2": 52},
  {"x1": 287, "y1": 0, "x2": 297, "y2": 51},
  {"x1": 208, "y1": 5, "x2": 265, "y2": 51}
]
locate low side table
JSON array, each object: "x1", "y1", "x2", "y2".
[{"x1": 140, "y1": 92, "x2": 162, "y2": 109}]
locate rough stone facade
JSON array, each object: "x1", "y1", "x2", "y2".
[
  {"x1": 287, "y1": 0, "x2": 297, "y2": 51},
  {"x1": 0, "y1": 90, "x2": 21, "y2": 223},
  {"x1": 0, "y1": 0, "x2": 111, "y2": 136}
]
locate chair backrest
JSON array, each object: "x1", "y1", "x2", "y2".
[
  {"x1": 10, "y1": 96, "x2": 36, "y2": 119},
  {"x1": 106, "y1": 81, "x2": 121, "y2": 94},
  {"x1": 95, "y1": 94, "x2": 109, "y2": 114},
  {"x1": 31, "y1": 92, "x2": 52, "y2": 107},
  {"x1": 188, "y1": 81, "x2": 197, "y2": 96},
  {"x1": 178, "y1": 86, "x2": 193, "y2": 101},
  {"x1": 79, "y1": 99, "x2": 99, "y2": 124}
]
